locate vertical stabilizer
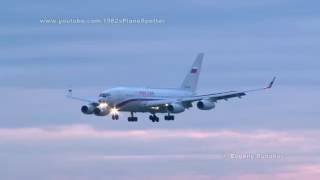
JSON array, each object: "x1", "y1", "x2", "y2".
[{"x1": 180, "y1": 53, "x2": 204, "y2": 93}]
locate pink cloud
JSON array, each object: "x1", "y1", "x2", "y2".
[
  {"x1": 222, "y1": 164, "x2": 320, "y2": 180},
  {"x1": 0, "y1": 124, "x2": 316, "y2": 144},
  {"x1": 1, "y1": 125, "x2": 319, "y2": 180},
  {"x1": 0, "y1": 124, "x2": 149, "y2": 140},
  {"x1": 85, "y1": 154, "x2": 223, "y2": 161},
  {"x1": 1, "y1": 124, "x2": 319, "y2": 158}
]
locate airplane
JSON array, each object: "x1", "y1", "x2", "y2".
[{"x1": 67, "y1": 53, "x2": 276, "y2": 122}]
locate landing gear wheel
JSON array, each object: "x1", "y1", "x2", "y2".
[
  {"x1": 128, "y1": 112, "x2": 138, "y2": 122},
  {"x1": 128, "y1": 117, "x2": 138, "y2": 122},
  {"x1": 149, "y1": 115, "x2": 159, "y2": 123},
  {"x1": 112, "y1": 114, "x2": 119, "y2": 120},
  {"x1": 165, "y1": 115, "x2": 174, "y2": 121}
]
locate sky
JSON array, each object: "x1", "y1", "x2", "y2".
[{"x1": 1, "y1": 0, "x2": 320, "y2": 179}]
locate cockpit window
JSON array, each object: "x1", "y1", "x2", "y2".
[{"x1": 99, "y1": 93, "x2": 111, "y2": 98}]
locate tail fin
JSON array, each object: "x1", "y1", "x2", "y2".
[{"x1": 180, "y1": 53, "x2": 204, "y2": 93}]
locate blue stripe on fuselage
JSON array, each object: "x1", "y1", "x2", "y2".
[{"x1": 116, "y1": 98, "x2": 163, "y2": 108}]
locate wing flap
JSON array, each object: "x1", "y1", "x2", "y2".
[{"x1": 211, "y1": 92, "x2": 246, "y2": 101}]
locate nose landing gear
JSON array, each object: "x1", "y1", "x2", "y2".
[
  {"x1": 110, "y1": 107, "x2": 120, "y2": 120},
  {"x1": 111, "y1": 114, "x2": 119, "y2": 120}
]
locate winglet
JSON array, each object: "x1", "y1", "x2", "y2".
[{"x1": 266, "y1": 77, "x2": 276, "y2": 89}]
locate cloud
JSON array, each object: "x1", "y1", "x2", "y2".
[
  {"x1": 1, "y1": 124, "x2": 319, "y2": 158},
  {"x1": 1, "y1": 0, "x2": 319, "y2": 179},
  {"x1": 0, "y1": 124, "x2": 148, "y2": 141},
  {"x1": 2, "y1": 124, "x2": 319, "y2": 165},
  {"x1": 0, "y1": 124, "x2": 311, "y2": 143},
  {"x1": 190, "y1": 0, "x2": 290, "y2": 9},
  {"x1": 278, "y1": 164, "x2": 320, "y2": 180},
  {"x1": 1, "y1": 124, "x2": 319, "y2": 180},
  {"x1": 86, "y1": 154, "x2": 222, "y2": 161},
  {"x1": 222, "y1": 164, "x2": 320, "y2": 180}
]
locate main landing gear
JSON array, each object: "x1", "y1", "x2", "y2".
[
  {"x1": 149, "y1": 113, "x2": 174, "y2": 122},
  {"x1": 128, "y1": 112, "x2": 138, "y2": 122},
  {"x1": 164, "y1": 114, "x2": 175, "y2": 121},
  {"x1": 149, "y1": 114, "x2": 160, "y2": 123},
  {"x1": 111, "y1": 114, "x2": 119, "y2": 120}
]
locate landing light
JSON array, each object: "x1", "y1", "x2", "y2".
[
  {"x1": 98, "y1": 103, "x2": 108, "y2": 109},
  {"x1": 111, "y1": 107, "x2": 119, "y2": 115}
]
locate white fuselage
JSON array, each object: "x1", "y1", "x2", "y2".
[
  {"x1": 68, "y1": 53, "x2": 274, "y2": 121},
  {"x1": 99, "y1": 87, "x2": 193, "y2": 113}
]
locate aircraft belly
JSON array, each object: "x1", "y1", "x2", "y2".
[
  {"x1": 119, "y1": 101, "x2": 168, "y2": 113},
  {"x1": 119, "y1": 101, "x2": 149, "y2": 112}
]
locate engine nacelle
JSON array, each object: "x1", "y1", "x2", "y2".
[
  {"x1": 93, "y1": 107, "x2": 110, "y2": 116},
  {"x1": 197, "y1": 100, "x2": 215, "y2": 110},
  {"x1": 167, "y1": 103, "x2": 185, "y2": 114},
  {"x1": 81, "y1": 104, "x2": 96, "y2": 114}
]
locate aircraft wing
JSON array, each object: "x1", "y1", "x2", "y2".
[
  {"x1": 66, "y1": 89, "x2": 99, "y2": 104},
  {"x1": 145, "y1": 91, "x2": 246, "y2": 108},
  {"x1": 146, "y1": 77, "x2": 276, "y2": 108}
]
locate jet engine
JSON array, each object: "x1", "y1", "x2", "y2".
[
  {"x1": 197, "y1": 100, "x2": 215, "y2": 110},
  {"x1": 93, "y1": 106, "x2": 110, "y2": 116},
  {"x1": 81, "y1": 104, "x2": 96, "y2": 114},
  {"x1": 167, "y1": 103, "x2": 185, "y2": 113}
]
